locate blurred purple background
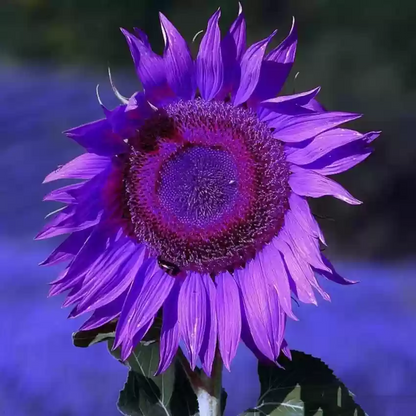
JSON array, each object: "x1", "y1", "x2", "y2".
[{"x1": 1, "y1": 1, "x2": 415, "y2": 415}]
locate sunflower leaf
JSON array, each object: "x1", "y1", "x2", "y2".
[
  {"x1": 240, "y1": 350, "x2": 367, "y2": 416},
  {"x1": 72, "y1": 320, "x2": 117, "y2": 348}
]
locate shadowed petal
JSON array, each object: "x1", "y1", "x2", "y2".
[
  {"x1": 160, "y1": 13, "x2": 196, "y2": 99},
  {"x1": 220, "y1": 4, "x2": 246, "y2": 97},
  {"x1": 121, "y1": 29, "x2": 175, "y2": 106},
  {"x1": 289, "y1": 165, "x2": 362, "y2": 205},
  {"x1": 64, "y1": 118, "x2": 127, "y2": 156},
  {"x1": 215, "y1": 272, "x2": 241, "y2": 371},
  {"x1": 233, "y1": 30, "x2": 277, "y2": 107},
  {"x1": 196, "y1": 9, "x2": 223, "y2": 100},
  {"x1": 249, "y1": 18, "x2": 297, "y2": 107},
  {"x1": 178, "y1": 272, "x2": 207, "y2": 369},
  {"x1": 317, "y1": 255, "x2": 358, "y2": 285},
  {"x1": 261, "y1": 87, "x2": 321, "y2": 111}
]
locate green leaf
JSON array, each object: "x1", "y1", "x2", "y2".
[
  {"x1": 72, "y1": 320, "x2": 117, "y2": 348},
  {"x1": 240, "y1": 351, "x2": 367, "y2": 416}
]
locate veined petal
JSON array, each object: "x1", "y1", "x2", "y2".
[
  {"x1": 249, "y1": 18, "x2": 298, "y2": 106},
  {"x1": 235, "y1": 258, "x2": 285, "y2": 361},
  {"x1": 126, "y1": 269, "x2": 175, "y2": 345},
  {"x1": 79, "y1": 292, "x2": 126, "y2": 331},
  {"x1": 272, "y1": 112, "x2": 362, "y2": 142},
  {"x1": 70, "y1": 243, "x2": 146, "y2": 315},
  {"x1": 288, "y1": 193, "x2": 326, "y2": 245},
  {"x1": 64, "y1": 118, "x2": 127, "y2": 156},
  {"x1": 233, "y1": 30, "x2": 277, "y2": 107},
  {"x1": 289, "y1": 165, "x2": 362, "y2": 205},
  {"x1": 43, "y1": 153, "x2": 111, "y2": 183},
  {"x1": 160, "y1": 13, "x2": 196, "y2": 100},
  {"x1": 199, "y1": 274, "x2": 217, "y2": 376},
  {"x1": 157, "y1": 279, "x2": 181, "y2": 375},
  {"x1": 258, "y1": 243, "x2": 297, "y2": 320},
  {"x1": 43, "y1": 183, "x2": 83, "y2": 204},
  {"x1": 280, "y1": 210, "x2": 330, "y2": 272},
  {"x1": 121, "y1": 29, "x2": 175, "y2": 106},
  {"x1": 215, "y1": 272, "x2": 241, "y2": 371},
  {"x1": 114, "y1": 258, "x2": 156, "y2": 349},
  {"x1": 196, "y1": 9, "x2": 223, "y2": 100},
  {"x1": 178, "y1": 272, "x2": 207, "y2": 369},
  {"x1": 39, "y1": 228, "x2": 92, "y2": 266},
  {"x1": 286, "y1": 128, "x2": 367, "y2": 165}
]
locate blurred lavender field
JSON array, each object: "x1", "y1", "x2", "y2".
[{"x1": 0, "y1": 64, "x2": 415, "y2": 416}]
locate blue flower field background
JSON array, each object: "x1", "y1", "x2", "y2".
[{"x1": 1, "y1": 1, "x2": 416, "y2": 415}]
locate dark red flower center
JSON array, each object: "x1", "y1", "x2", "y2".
[{"x1": 123, "y1": 99, "x2": 290, "y2": 274}]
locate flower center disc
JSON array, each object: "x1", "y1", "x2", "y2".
[
  {"x1": 124, "y1": 99, "x2": 290, "y2": 273},
  {"x1": 158, "y1": 145, "x2": 239, "y2": 228}
]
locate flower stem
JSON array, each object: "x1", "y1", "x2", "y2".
[{"x1": 178, "y1": 349, "x2": 223, "y2": 416}]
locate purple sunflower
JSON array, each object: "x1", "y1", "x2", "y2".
[{"x1": 37, "y1": 6, "x2": 379, "y2": 375}]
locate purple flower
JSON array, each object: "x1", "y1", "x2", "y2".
[{"x1": 37, "y1": 6, "x2": 379, "y2": 375}]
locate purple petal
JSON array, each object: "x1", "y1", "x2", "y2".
[
  {"x1": 249, "y1": 18, "x2": 298, "y2": 106},
  {"x1": 43, "y1": 183, "x2": 83, "y2": 204},
  {"x1": 121, "y1": 29, "x2": 175, "y2": 106},
  {"x1": 43, "y1": 153, "x2": 110, "y2": 183},
  {"x1": 235, "y1": 258, "x2": 285, "y2": 361},
  {"x1": 64, "y1": 118, "x2": 127, "y2": 156},
  {"x1": 114, "y1": 259, "x2": 156, "y2": 349},
  {"x1": 299, "y1": 132, "x2": 380, "y2": 176},
  {"x1": 199, "y1": 275, "x2": 217, "y2": 376},
  {"x1": 233, "y1": 30, "x2": 277, "y2": 107},
  {"x1": 272, "y1": 112, "x2": 362, "y2": 143},
  {"x1": 126, "y1": 269, "x2": 175, "y2": 343},
  {"x1": 303, "y1": 98, "x2": 326, "y2": 112},
  {"x1": 159, "y1": 13, "x2": 195, "y2": 100},
  {"x1": 215, "y1": 272, "x2": 241, "y2": 371},
  {"x1": 274, "y1": 236, "x2": 317, "y2": 304},
  {"x1": 288, "y1": 193, "x2": 326, "y2": 245},
  {"x1": 157, "y1": 280, "x2": 182, "y2": 375},
  {"x1": 261, "y1": 87, "x2": 321, "y2": 110},
  {"x1": 70, "y1": 244, "x2": 147, "y2": 315},
  {"x1": 289, "y1": 165, "x2": 362, "y2": 205},
  {"x1": 40, "y1": 228, "x2": 92, "y2": 266},
  {"x1": 48, "y1": 224, "x2": 115, "y2": 295},
  {"x1": 36, "y1": 172, "x2": 108, "y2": 240},
  {"x1": 258, "y1": 242, "x2": 297, "y2": 320},
  {"x1": 79, "y1": 292, "x2": 127, "y2": 331},
  {"x1": 280, "y1": 210, "x2": 330, "y2": 272},
  {"x1": 121, "y1": 316, "x2": 155, "y2": 361},
  {"x1": 317, "y1": 255, "x2": 358, "y2": 285},
  {"x1": 178, "y1": 272, "x2": 207, "y2": 370},
  {"x1": 220, "y1": 4, "x2": 246, "y2": 97},
  {"x1": 196, "y1": 9, "x2": 223, "y2": 100},
  {"x1": 286, "y1": 128, "x2": 366, "y2": 165}
]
